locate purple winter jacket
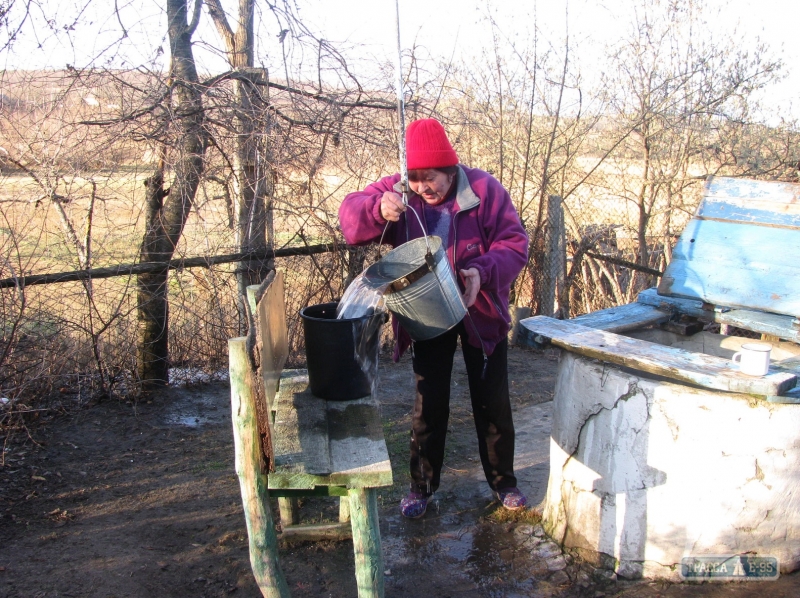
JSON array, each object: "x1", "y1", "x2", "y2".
[{"x1": 338, "y1": 165, "x2": 528, "y2": 361}]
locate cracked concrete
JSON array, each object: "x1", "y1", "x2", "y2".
[{"x1": 542, "y1": 350, "x2": 800, "y2": 581}]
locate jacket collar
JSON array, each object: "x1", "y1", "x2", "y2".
[
  {"x1": 452, "y1": 166, "x2": 479, "y2": 211},
  {"x1": 393, "y1": 166, "x2": 480, "y2": 212}
]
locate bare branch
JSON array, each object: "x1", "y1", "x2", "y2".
[{"x1": 187, "y1": 0, "x2": 203, "y2": 36}]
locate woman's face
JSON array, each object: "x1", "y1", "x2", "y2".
[{"x1": 409, "y1": 169, "x2": 454, "y2": 205}]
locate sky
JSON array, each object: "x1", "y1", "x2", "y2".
[
  {"x1": 3, "y1": 0, "x2": 797, "y2": 119},
  {"x1": 293, "y1": 0, "x2": 798, "y2": 119}
]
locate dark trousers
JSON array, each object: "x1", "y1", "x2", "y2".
[{"x1": 409, "y1": 321, "x2": 517, "y2": 496}]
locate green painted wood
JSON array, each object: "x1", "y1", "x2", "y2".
[
  {"x1": 327, "y1": 397, "x2": 392, "y2": 482},
  {"x1": 518, "y1": 317, "x2": 797, "y2": 396},
  {"x1": 269, "y1": 486, "x2": 349, "y2": 498},
  {"x1": 278, "y1": 521, "x2": 352, "y2": 542},
  {"x1": 267, "y1": 470, "x2": 393, "y2": 491},
  {"x1": 570, "y1": 302, "x2": 671, "y2": 332},
  {"x1": 228, "y1": 337, "x2": 291, "y2": 598},
  {"x1": 246, "y1": 284, "x2": 259, "y2": 317},
  {"x1": 637, "y1": 288, "x2": 800, "y2": 342},
  {"x1": 349, "y1": 488, "x2": 384, "y2": 598}
]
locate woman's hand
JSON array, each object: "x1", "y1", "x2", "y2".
[
  {"x1": 459, "y1": 267, "x2": 481, "y2": 308},
  {"x1": 380, "y1": 191, "x2": 406, "y2": 222}
]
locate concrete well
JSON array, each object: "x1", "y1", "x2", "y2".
[{"x1": 542, "y1": 331, "x2": 800, "y2": 580}]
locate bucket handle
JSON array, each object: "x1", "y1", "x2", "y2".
[{"x1": 375, "y1": 197, "x2": 432, "y2": 262}]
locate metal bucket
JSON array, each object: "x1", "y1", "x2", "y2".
[{"x1": 363, "y1": 236, "x2": 466, "y2": 341}]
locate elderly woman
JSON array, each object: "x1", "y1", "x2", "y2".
[{"x1": 338, "y1": 118, "x2": 529, "y2": 518}]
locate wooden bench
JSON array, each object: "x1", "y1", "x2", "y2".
[{"x1": 228, "y1": 271, "x2": 392, "y2": 598}]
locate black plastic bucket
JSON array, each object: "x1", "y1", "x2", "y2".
[{"x1": 300, "y1": 302, "x2": 386, "y2": 400}]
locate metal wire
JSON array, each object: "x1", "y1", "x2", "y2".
[{"x1": 394, "y1": 0, "x2": 408, "y2": 208}]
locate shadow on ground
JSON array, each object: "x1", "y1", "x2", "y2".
[{"x1": 0, "y1": 346, "x2": 797, "y2": 597}]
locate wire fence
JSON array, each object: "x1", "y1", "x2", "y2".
[
  {"x1": 1, "y1": 66, "x2": 797, "y2": 446},
  {"x1": 0, "y1": 176, "x2": 693, "y2": 403}
]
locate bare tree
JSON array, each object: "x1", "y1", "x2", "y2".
[
  {"x1": 137, "y1": 0, "x2": 207, "y2": 386},
  {"x1": 603, "y1": 0, "x2": 782, "y2": 277}
]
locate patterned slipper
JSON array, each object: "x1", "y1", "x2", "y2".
[
  {"x1": 400, "y1": 492, "x2": 428, "y2": 518},
  {"x1": 496, "y1": 487, "x2": 527, "y2": 511}
]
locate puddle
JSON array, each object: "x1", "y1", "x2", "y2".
[
  {"x1": 383, "y1": 507, "x2": 538, "y2": 597},
  {"x1": 162, "y1": 383, "x2": 230, "y2": 428}
]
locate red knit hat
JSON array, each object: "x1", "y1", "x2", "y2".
[{"x1": 405, "y1": 118, "x2": 459, "y2": 170}]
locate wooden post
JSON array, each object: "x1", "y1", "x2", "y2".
[
  {"x1": 348, "y1": 488, "x2": 384, "y2": 598},
  {"x1": 229, "y1": 337, "x2": 291, "y2": 598},
  {"x1": 538, "y1": 195, "x2": 566, "y2": 317}
]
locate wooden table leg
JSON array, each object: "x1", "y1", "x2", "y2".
[
  {"x1": 348, "y1": 488, "x2": 384, "y2": 598},
  {"x1": 278, "y1": 497, "x2": 299, "y2": 527},
  {"x1": 339, "y1": 496, "x2": 351, "y2": 523}
]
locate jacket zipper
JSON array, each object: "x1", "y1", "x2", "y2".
[
  {"x1": 451, "y1": 202, "x2": 489, "y2": 377},
  {"x1": 488, "y1": 291, "x2": 504, "y2": 316}
]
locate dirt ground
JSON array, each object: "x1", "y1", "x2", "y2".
[{"x1": 1, "y1": 345, "x2": 798, "y2": 598}]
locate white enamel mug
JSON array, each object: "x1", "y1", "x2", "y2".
[{"x1": 732, "y1": 343, "x2": 772, "y2": 377}]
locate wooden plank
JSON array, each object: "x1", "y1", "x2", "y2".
[
  {"x1": 278, "y1": 521, "x2": 352, "y2": 542},
  {"x1": 704, "y1": 176, "x2": 800, "y2": 209},
  {"x1": 327, "y1": 396, "x2": 392, "y2": 487},
  {"x1": 271, "y1": 374, "x2": 333, "y2": 477},
  {"x1": 257, "y1": 271, "x2": 289, "y2": 411},
  {"x1": 637, "y1": 288, "x2": 800, "y2": 342},
  {"x1": 716, "y1": 309, "x2": 800, "y2": 343},
  {"x1": 698, "y1": 196, "x2": 800, "y2": 229},
  {"x1": 228, "y1": 338, "x2": 291, "y2": 598},
  {"x1": 517, "y1": 317, "x2": 797, "y2": 396},
  {"x1": 767, "y1": 386, "x2": 800, "y2": 404},
  {"x1": 269, "y1": 378, "x2": 392, "y2": 491},
  {"x1": 773, "y1": 355, "x2": 800, "y2": 377},
  {"x1": 637, "y1": 287, "x2": 704, "y2": 315},
  {"x1": 339, "y1": 496, "x2": 351, "y2": 523},
  {"x1": 269, "y1": 486, "x2": 349, "y2": 498},
  {"x1": 247, "y1": 272, "x2": 290, "y2": 415},
  {"x1": 278, "y1": 497, "x2": 299, "y2": 527},
  {"x1": 658, "y1": 218, "x2": 800, "y2": 316},
  {"x1": 570, "y1": 302, "x2": 671, "y2": 332}
]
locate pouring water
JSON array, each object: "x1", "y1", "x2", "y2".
[{"x1": 335, "y1": 273, "x2": 389, "y2": 399}]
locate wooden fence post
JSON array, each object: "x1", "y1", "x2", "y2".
[
  {"x1": 540, "y1": 194, "x2": 566, "y2": 317},
  {"x1": 229, "y1": 337, "x2": 291, "y2": 598}
]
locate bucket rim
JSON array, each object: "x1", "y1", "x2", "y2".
[
  {"x1": 362, "y1": 236, "x2": 444, "y2": 289},
  {"x1": 300, "y1": 301, "x2": 388, "y2": 323}
]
